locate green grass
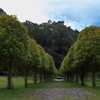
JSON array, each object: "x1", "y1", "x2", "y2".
[
  {"x1": 85, "y1": 77, "x2": 100, "y2": 86},
  {"x1": 0, "y1": 76, "x2": 33, "y2": 89},
  {"x1": 0, "y1": 76, "x2": 100, "y2": 100},
  {"x1": 0, "y1": 76, "x2": 32, "y2": 100}
]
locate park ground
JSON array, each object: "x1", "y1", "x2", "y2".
[{"x1": 0, "y1": 76, "x2": 100, "y2": 100}]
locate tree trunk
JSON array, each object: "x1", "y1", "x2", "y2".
[
  {"x1": 64, "y1": 74, "x2": 67, "y2": 81},
  {"x1": 92, "y1": 69, "x2": 96, "y2": 87},
  {"x1": 80, "y1": 67, "x2": 85, "y2": 86},
  {"x1": 23, "y1": 68, "x2": 28, "y2": 88},
  {"x1": 50, "y1": 74, "x2": 53, "y2": 81},
  {"x1": 72, "y1": 74, "x2": 74, "y2": 82},
  {"x1": 34, "y1": 72, "x2": 37, "y2": 84},
  {"x1": 81, "y1": 77, "x2": 84, "y2": 86},
  {"x1": 44, "y1": 73, "x2": 46, "y2": 82},
  {"x1": 24, "y1": 78, "x2": 28, "y2": 88},
  {"x1": 69, "y1": 73, "x2": 71, "y2": 82},
  {"x1": 47, "y1": 74, "x2": 49, "y2": 81},
  {"x1": 75, "y1": 71, "x2": 79, "y2": 83},
  {"x1": 34, "y1": 67, "x2": 37, "y2": 84},
  {"x1": 67, "y1": 73, "x2": 69, "y2": 81},
  {"x1": 64, "y1": 75, "x2": 65, "y2": 80},
  {"x1": 70, "y1": 73, "x2": 73, "y2": 82},
  {"x1": 7, "y1": 58, "x2": 13, "y2": 89},
  {"x1": 75, "y1": 74, "x2": 78, "y2": 83},
  {"x1": 40, "y1": 73, "x2": 42, "y2": 83},
  {"x1": 46, "y1": 74, "x2": 47, "y2": 82}
]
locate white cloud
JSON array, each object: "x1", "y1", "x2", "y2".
[
  {"x1": 0, "y1": 0, "x2": 49, "y2": 23},
  {"x1": 0, "y1": 0, "x2": 100, "y2": 30},
  {"x1": 45, "y1": 0, "x2": 100, "y2": 30},
  {"x1": 64, "y1": 21, "x2": 87, "y2": 31}
]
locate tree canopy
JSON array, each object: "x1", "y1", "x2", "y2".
[
  {"x1": 0, "y1": 13, "x2": 58, "y2": 89},
  {"x1": 59, "y1": 26, "x2": 100, "y2": 86},
  {"x1": 24, "y1": 20, "x2": 79, "y2": 69}
]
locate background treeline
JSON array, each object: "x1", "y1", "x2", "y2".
[
  {"x1": 59, "y1": 26, "x2": 100, "y2": 87},
  {"x1": 23, "y1": 20, "x2": 79, "y2": 69},
  {"x1": 0, "y1": 12, "x2": 58, "y2": 89}
]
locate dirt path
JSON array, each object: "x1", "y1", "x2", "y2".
[
  {"x1": 24, "y1": 81, "x2": 95, "y2": 100},
  {"x1": 32, "y1": 88, "x2": 94, "y2": 100}
]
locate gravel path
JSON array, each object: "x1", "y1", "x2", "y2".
[
  {"x1": 32, "y1": 88, "x2": 95, "y2": 100},
  {"x1": 25, "y1": 80, "x2": 96, "y2": 100}
]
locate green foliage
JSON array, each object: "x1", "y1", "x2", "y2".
[
  {"x1": 60, "y1": 26, "x2": 100, "y2": 86},
  {"x1": 0, "y1": 13, "x2": 28, "y2": 89},
  {"x1": 0, "y1": 13, "x2": 28, "y2": 60},
  {"x1": 24, "y1": 20, "x2": 79, "y2": 69},
  {"x1": 0, "y1": 13, "x2": 57, "y2": 87},
  {"x1": 59, "y1": 44, "x2": 75, "y2": 75},
  {"x1": 27, "y1": 38, "x2": 57, "y2": 74},
  {"x1": 28, "y1": 38, "x2": 41, "y2": 69},
  {"x1": 75, "y1": 26, "x2": 100, "y2": 66}
]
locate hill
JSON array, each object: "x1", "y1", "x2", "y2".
[{"x1": 24, "y1": 20, "x2": 79, "y2": 69}]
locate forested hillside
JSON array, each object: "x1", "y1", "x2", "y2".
[{"x1": 24, "y1": 20, "x2": 79, "y2": 69}]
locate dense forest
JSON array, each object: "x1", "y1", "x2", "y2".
[{"x1": 24, "y1": 20, "x2": 79, "y2": 69}]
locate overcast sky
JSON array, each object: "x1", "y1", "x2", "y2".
[{"x1": 0, "y1": 0, "x2": 100, "y2": 31}]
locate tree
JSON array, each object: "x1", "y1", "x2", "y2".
[
  {"x1": 0, "y1": 13, "x2": 28, "y2": 89},
  {"x1": 59, "y1": 44, "x2": 76, "y2": 82},
  {"x1": 60, "y1": 26, "x2": 100, "y2": 86},
  {"x1": 27, "y1": 37, "x2": 57, "y2": 84},
  {"x1": 74, "y1": 26, "x2": 100, "y2": 87},
  {"x1": 46, "y1": 54, "x2": 56, "y2": 81},
  {"x1": 36, "y1": 44, "x2": 46, "y2": 83},
  {"x1": 21, "y1": 51, "x2": 31, "y2": 88},
  {"x1": 28, "y1": 38, "x2": 42, "y2": 84}
]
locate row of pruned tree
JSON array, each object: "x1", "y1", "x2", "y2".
[
  {"x1": 59, "y1": 26, "x2": 100, "y2": 87},
  {"x1": 0, "y1": 13, "x2": 58, "y2": 89}
]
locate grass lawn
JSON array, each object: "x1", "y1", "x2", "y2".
[{"x1": 0, "y1": 76, "x2": 100, "y2": 100}]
